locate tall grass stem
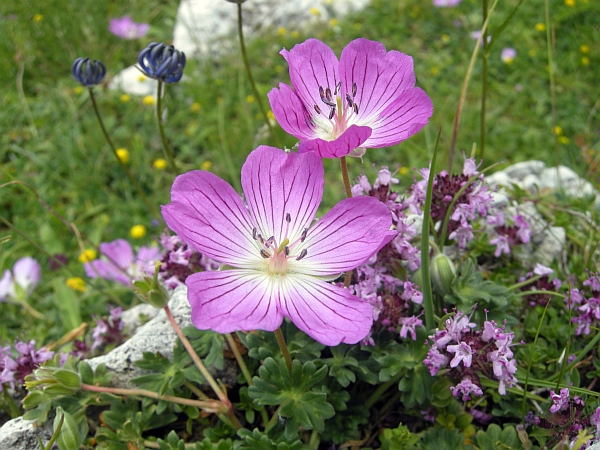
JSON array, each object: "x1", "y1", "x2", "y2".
[{"x1": 155, "y1": 81, "x2": 179, "y2": 174}]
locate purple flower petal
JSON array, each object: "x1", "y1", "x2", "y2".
[
  {"x1": 268, "y1": 83, "x2": 315, "y2": 140},
  {"x1": 339, "y1": 38, "x2": 416, "y2": 123},
  {"x1": 162, "y1": 170, "x2": 258, "y2": 267},
  {"x1": 281, "y1": 39, "x2": 340, "y2": 117},
  {"x1": 296, "y1": 196, "x2": 393, "y2": 276},
  {"x1": 12, "y1": 257, "x2": 41, "y2": 295},
  {"x1": 298, "y1": 125, "x2": 372, "y2": 158},
  {"x1": 186, "y1": 270, "x2": 284, "y2": 333},
  {"x1": 99, "y1": 239, "x2": 134, "y2": 269},
  {"x1": 362, "y1": 87, "x2": 433, "y2": 148},
  {"x1": 0, "y1": 270, "x2": 14, "y2": 301},
  {"x1": 85, "y1": 260, "x2": 131, "y2": 286},
  {"x1": 279, "y1": 274, "x2": 373, "y2": 345},
  {"x1": 241, "y1": 146, "x2": 323, "y2": 244}
]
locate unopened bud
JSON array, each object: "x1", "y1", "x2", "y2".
[
  {"x1": 25, "y1": 366, "x2": 81, "y2": 396},
  {"x1": 133, "y1": 261, "x2": 170, "y2": 308},
  {"x1": 54, "y1": 407, "x2": 81, "y2": 450},
  {"x1": 430, "y1": 253, "x2": 456, "y2": 297}
]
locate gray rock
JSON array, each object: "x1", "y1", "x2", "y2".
[
  {"x1": 502, "y1": 160, "x2": 546, "y2": 180},
  {"x1": 534, "y1": 226, "x2": 567, "y2": 267},
  {"x1": 538, "y1": 166, "x2": 596, "y2": 199},
  {"x1": 521, "y1": 174, "x2": 540, "y2": 192},
  {"x1": 0, "y1": 417, "x2": 53, "y2": 450},
  {"x1": 120, "y1": 302, "x2": 160, "y2": 332},
  {"x1": 485, "y1": 171, "x2": 511, "y2": 187}
]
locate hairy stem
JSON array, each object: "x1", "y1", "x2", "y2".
[
  {"x1": 155, "y1": 81, "x2": 179, "y2": 174},
  {"x1": 274, "y1": 328, "x2": 293, "y2": 374}
]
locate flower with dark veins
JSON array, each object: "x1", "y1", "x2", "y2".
[
  {"x1": 162, "y1": 146, "x2": 396, "y2": 345},
  {"x1": 268, "y1": 38, "x2": 433, "y2": 158}
]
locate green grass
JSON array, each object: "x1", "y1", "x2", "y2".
[{"x1": 0, "y1": 0, "x2": 599, "y2": 342}]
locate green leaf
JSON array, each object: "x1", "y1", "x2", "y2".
[
  {"x1": 473, "y1": 424, "x2": 529, "y2": 450},
  {"x1": 51, "y1": 278, "x2": 82, "y2": 331},
  {"x1": 321, "y1": 345, "x2": 358, "y2": 387},
  {"x1": 54, "y1": 407, "x2": 81, "y2": 450},
  {"x1": 237, "y1": 428, "x2": 304, "y2": 450},
  {"x1": 248, "y1": 358, "x2": 334, "y2": 439},
  {"x1": 380, "y1": 423, "x2": 420, "y2": 450},
  {"x1": 420, "y1": 427, "x2": 468, "y2": 450}
]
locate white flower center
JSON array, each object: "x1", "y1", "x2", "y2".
[{"x1": 312, "y1": 82, "x2": 360, "y2": 140}]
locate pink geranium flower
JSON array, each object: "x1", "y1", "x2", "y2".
[
  {"x1": 268, "y1": 38, "x2": 433, "y2": 158},
  {"x1": 0, "y1": 257, "x2": 41, "y2": 302},
  {"x1": 162, "y1": 146, "x2": 396, "y2": 345},
  {"x1": 109, "y1": 16, "x2": 150, "y2": 40},
  {"x1": 84, "y1": 239, "x2": 160, "y2": 286},
  {"x1": 433, "y1": 0, "x2": 462, "y2": 6}
]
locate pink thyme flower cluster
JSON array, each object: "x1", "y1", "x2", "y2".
[
  {"x1": 404, "y1": 159, "x2": 494, "y2": 249},
  {"x1": 424, "y1": 313, "x2": 518, "y2": 400},
  {"x1": 350, "y1": 167, "x2": 423, "y2": 342},
  {"x1": 487, "y1": 211, "x2": 532, "y2": 257},
  {"x1": 566, "y1": 272, "x2": 600, "y2": 335},
  {"x1": 91, "y1": 306, "x2": 126, "y2": 351},
  {"x1": 0, "y1": 340, "x2": 54, "y2": 391},
  {"x1": 158, "y1": 233, "x2": 220, "y2": 290},
  {"x1": 518, "y1": 264, "x2": 563, "y2": 307}
]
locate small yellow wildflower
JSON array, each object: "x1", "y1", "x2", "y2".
[
  {"x1": 246, "y1": 95, "x2": 255, "y2": 103},
  {"x1": 430, "y1": 67, "x2": 440, "y2": 76},
  {"x1": 78, "y1": 249, "x2": 97, "y2": 263},
  {"x1": 399, "y1": 167, "x2": 410, "y2": 176},
  {"x1": 290, "y1": 31, "x2": 300, "y2": 39},
  {"x1": 329, "y1": 18, "x2": 338, "y2": 27},
  {"x1": 277, "y1": 27, "x2": 287, "y2": 36},
  {"x1": 66, "y1": 277, "x2": 86, "y2": 292},
  {"x1": 309, "y1": 7, "x2": 321, "y2": 16},
  {"x1": 74, "y1": 86, "x2": 84, "y2": 95},
  {"x1": 582, "y1": 56, "x2": 590, "y2": 66},
  {"x1": 580, "y1": 45, "x2": 590, "y2": 53},
  {"x1": 153, "y1": 158, "x2": 167, "y2": 170},
  {"x1": 116, "y1": 148, "x2": 130, "y2": 164},
  {"x1": 441, "y1": 34, "x2": 450, "y2": 44},
  {"x1": 137, "y1": 74, "x2": 148, "y2": 82},
  {"x1": 558, "y1": 136, "x2": 570, "y2": 144},
  {"x1": 535, "y1": 23, "x2": 546, "y2": 32},
  {"x1": 201, "y1": 161, "x2": 212, "y2": 171},
  {"x1": 553, "y1": 126, "x2": 563, "y2": 136},
  {"x1": 564, "y1": 0, "x2": 575, "y2": 6},
  {"x1": 142, "y1": 95, "x2": 155, "y2": 106},
  {"x1": 130, "y1": 225, "x2": 146, "y2": 239},
  {"x1": 267, "y1": 110, "x2": 275, "y2": 120},
  {"x1": 191, "y1": 102, "x2": 201, "y2": 112},
  {"x1": 120, "y1": 94, "x2": 131, "y2": 102},
  {"x1": 33, "y1": 14, "x2": 43, "y2": 22}
]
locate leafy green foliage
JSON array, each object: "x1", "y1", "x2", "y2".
[
  {"x1": 380, "y1": 423, "x2": 420, "y2": 450},
  {"x1": 473, "y1": 424, "x2": 529, "y2": 450},
  {"x1": 237, "y1": 428, "x2": 304, "y2": 450},
  {"x1": 249, "y1": 357, "x2": 334, "y2": 439},
  {"x1": 419, "y1": 427, "x2": 469, "y2": 450},
  {"x1": 177, "y1": 327, "x2": 226, "y2": 371}
]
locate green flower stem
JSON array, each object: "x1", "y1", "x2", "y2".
[
  {"x1": 308, "y1": 430, "x2": 320, "y2": 450},
  {"x1": 340, "y1": 156, "x2": 354, "y2": 287},
  {"x1": 225, "y1": 333, "x2": 253, "y2": 386},
  {"x1": 155, "y1": 81, "x2": 179, "y2": 174},
  {"x1": 265, "y1": 405, "x2": 281, "y2": 432},
  {"x1": 164, "y1": 306, "x2": 242, "y2": 430},
  {"x1": 43, "y1": 413, "x2": 63, "y2": 450},
  {"x1": 549, "y1": 330, "x2": 600, "y2": 383},
  {"x1": 478, "y1": 0, "x2": 489, "y2": 161},
  {"x1": 508, "y1": 275, "x2": 543, "y2": 291},
  {"x1": 217, "y1": 99, "x2": 243, "y2": 193},
  {"x1": 1, "y1": 386, "x2": 22, "y2": 418},
  {"x1": 365, "y1": 372, "x2": 403, "y2": 409},
  {"x1": 448, "y1": 0, "x2": 500, "y2": 170},
  {"x1": 236, "y1": 2, "x2": 279, "y2": 146},
  {"x1": 274, "y1": 328, "x2": 293, "y2": 374},
  {"x1": 81, "y1": 383, "x2": 224, "y2": 411},
  {"x1": 522, "y1": 378, "x2": 600, "y2": 399},
  {"x1": 512, "y1": 289, "x2": 566, "y2": 299},
  {"x1": 478, "y1": 378, "x2": 547, "y2": 403},
  {"x1": 183, "y1": 380, "x2": 209, "y2": 400},
  {"x1": 421, "y1": 129, "x2": 442, "y2": 331},
  {"x1": 88, "y1": 88, "x2": 162, "y2": 221}
]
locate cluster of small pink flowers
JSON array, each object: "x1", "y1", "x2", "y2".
[
  {"x1": 487, "y1": 211, "x2": 532, "y2": 257},
  {"x1": 351, "y1": 168, "x2": 424, "y2": 342},
  {"x1": 404, "y1": 159, "x2": 494, "y2": 249},
  {"x1": 519, "y1": 264, "x2": 563, "y2": 307},
  {"x1": 158, "y1": 233, "x2": 220, "y2": 290},
  {"x1": 566, "y1": 272, "x2": 600, "y2": 335},
  {"x1": 424, "y1": 312, "x2": 518, "y2": 400},
  {"x1": 91, "y1": 306, "x2": 126, "y2": 351},
  {"x1": 0, "y1": 340, "x2": 53, "y2": 391}
]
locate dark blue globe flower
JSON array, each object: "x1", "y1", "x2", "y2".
[
  {"x1": 72, "y1": 57, "x2": 106, "y2": 87},
  {"x1": 138, "y1": 43, "x2": 186, "y2": 84}
]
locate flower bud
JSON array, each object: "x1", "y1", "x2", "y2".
[
  {"x1": 430, "y1": 253, "x2": 456, "y2": 297},
  {"x1": 133, "y1": 261, "x2": 170, "y2": 308},
  {"x1": 25, "y1": 366, "x2": 81, "y2": 396},
  {"x1": 72, "y1": 57, "x2": 106, "y2": 87},
  {"x1": 138, "y1": 42, "x2": 186, "y2": 83},
  {"x1": 54, "y1": 407, "x2": 81, "y2": 450}
]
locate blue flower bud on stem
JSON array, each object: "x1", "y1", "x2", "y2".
[
  {"x1": 138, "y1": 42, "x2": 186, "y2": 83},
  {"x1": 72, "y1": 57, "x2": 106, "y2": 87}
]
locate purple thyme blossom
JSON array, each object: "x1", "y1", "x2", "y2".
[
  {"x1": 268, "y1": 38, "x2": 433, "y2": 158},
  {"x1": 569, "y1": 272, "x2": 600, "y2": 335},
  {"x1": 0, "y1": 340, "x2": 53, "y2": 391},
  {"x1": 109, "y1": 16, "x2": 149, "y2": 40},
  {"x1": 591, "y1": 407, "x2": 600, "y2": 434},
  {"x1": 162, "y1": 146, "x2": 396, "y2": 346},
  {"x1": 84, "y1": 239, "x2": 160, "y2": 287},
  {"x1": 489, "y1": 213, "x2": 532, "y2": 257},
  {"x1": 501, "y1": 48, "x2": 517, "y2": 64},
  {"x1": 534, "y1": 263, "x2": 553, "y2": 276},
  {"x1": 0, "y1": 257, "x2": 42, "y2": 302},
  {"x1": 433, "y1": 0, "x2": 462, "y2": 6},
  {"x1": 448, "y1": 342, "x2": 473, "y2": 368},
  {"x1": 549, "y1": 388, "x2": 571, "y2": 413},
  {"x1": 91, "y1": 306, "x2": 125, "y2": 351},
  {"x1": 450, "y1": 378, "x2": 483, "y2": 401},
  {"x1": 399, "y1": 315, "x2": 423, "y2": 340}
]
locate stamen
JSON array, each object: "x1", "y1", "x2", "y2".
[
  {"x1": 300, "y1": 228, "x2": 308, "y2": 242},
  {"x1": 260, "y1": 249, "x2": 270, "y2": 259},
  {"x1": 285, "y1": 246, "x2": 290, "y2": 256},
  {"x1": 353, "y1": 103, "x2": 359, "y2": 114},
  {"x1": 265, "y1": 236, "x2": 275, "y2": 248},
  {"x1": 252, "y1": 227, "x2": 257, "y2": 240},
  {"x1": 257, "y1": 234, "x2": 265, "y2": 244},
  {"x1": 334, "y1": 81, "x2": 341, "y2": 95},
  {"x1": 328, "y1": 107, "x2": 336, "y2": 120},
  {"x1": 319, "y1": 86, "x2": 325, "y2": 100},
  {"x1": 314, "y1": 104, "x2": 322, "y2": 115},
  {"x1": 345, "y1": 93, "x2": 354, "y2": 107},
  {"x1": 285, "y1": 213, "x2": 291, "y2": 223},
  {"x1": 325, "y1": 87, "x2": 332, "y2": 102},
  {"x1": 296, "y1": 249, "x2": 308, "y2": 261},
  {"x1": 352, "y1": 82, "x2": 357, "y2": 97}
]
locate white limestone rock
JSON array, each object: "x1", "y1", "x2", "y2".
[
  {"x1": 534, "y1": 226, "x2": 567, "y2": 267},
  {"x1": 502, "y1": 160, "x2": 546, "y2": 180},
  {"x1": 0, "y1": 417, "x2": 53, "y2": 450}
]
